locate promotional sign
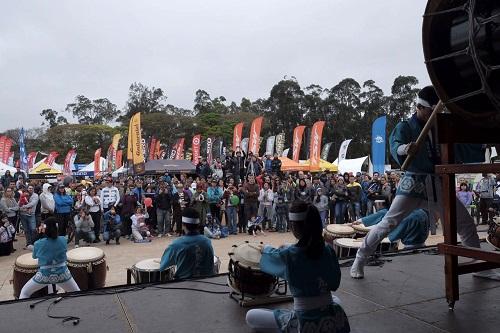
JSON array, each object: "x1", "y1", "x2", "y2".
[
  {"x1": 321, "y1": 142, "x2": 333, "y2": 161},
  {"x1": 265, "y1": 136, "x2": 276, "y2": 156},
  {"x1": 292, "y1": 126, "x2": 306, "y2": 162},
  {"x1": 371, "y1": 116, "x2": 387, "y2": 175},
  {"x1": 338, "y1": 139, "x2": 352, "y2": 163},
  {"x1": 248, "y1": 117, "x2": 263, "y2": 155},
  {"x1": 129, "y1": 113, "x2": 145, "y2": 174},
  {"x1": 309, "y1": 121, "x2": 325, "y2": 170},
  {"x1": 232, "y1": 122, "x2": 244, "y2": 151}
]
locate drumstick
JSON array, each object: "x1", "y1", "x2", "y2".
[
  {"x1": 153, "y1": 259, "x2": 160, "y2": 264},
  {"x1": 401, "y1": 100, "x2": 445, "y2": 171},
  {"x1": 248, "y1": 244, "x2": 263, "y2": 251}
]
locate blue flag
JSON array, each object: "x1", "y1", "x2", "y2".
[
  {"x1": 19, "y1": 127, "x2": 28, "y2": 171},
  {"x1": 371, "y1": 116, "x2": 386, "y2": 174}
]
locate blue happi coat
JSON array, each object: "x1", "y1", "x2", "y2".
[
  {"x1": 32, "y1": 236, "x2": 72, "y2": 284},
  {"x1": 361, "y1": 209, "x2": 429, "y2": 246},
  {"x1": 260, "y1": 244, "x2": 350, "y2": 333},
  {"x1": 160, "y1": 233, "x2": 214, "y2": 279}
]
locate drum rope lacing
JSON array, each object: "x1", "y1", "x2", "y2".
[{"x1": 425, "y1": 0, "x2": 500, "y2": 113}]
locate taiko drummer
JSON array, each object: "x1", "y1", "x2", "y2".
[
  {"x1": 19, "y1": 217, "x2": 80, "y2": 299},
  {"x1": 246, "y1": 201, "x2": 350, "y2": 333},
  {"x1": 159, "y1": 208, "x2": 214, "y2": 279}
]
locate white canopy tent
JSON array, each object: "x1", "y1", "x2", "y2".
[
  {"x1": 79, "y1": 157, "x2": 107, "y2": 172},
  {"x1": 112, "y1": 166, "x2": 127, "y2": 178},
  {"x1": 337, "y1": 156, "x2": 369, "y2": 174},
  {"x1": 0, "y1": 162, "x2": 18, "y2": 177}
]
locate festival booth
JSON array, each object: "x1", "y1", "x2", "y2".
[
  {"x1": 0, "y1": 162, "x2": 17, "y2": 177},
  {"x1": 299, "y1": 159, "x2": 338, "y2": 172},
  {"x1": 279, "y1": 157, "x2": 309, "y2": 172},
  {"x1": 73, "y1": 157, "x2": 107, "y2": 178},
  {"x1": 144, "y1": 159, "x2": 196, "y2": 175},
  {"x1": 28, "y1": 162, "x2": 63, "y2": 180},
  {"x1": 112, "y1": 166, "x2": 127, "y2": 178}
]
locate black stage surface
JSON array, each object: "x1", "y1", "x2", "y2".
[{"x1": 2, "y1": 249, "x2": 499, "y2": 333}]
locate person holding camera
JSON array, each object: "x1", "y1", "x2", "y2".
[{"x1": 74, "y1": 208, "x2": 95, "y2": 247}]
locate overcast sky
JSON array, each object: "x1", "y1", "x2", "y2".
[{"x1": 0, "y1": 0, "x2": 430, "y2": 131}]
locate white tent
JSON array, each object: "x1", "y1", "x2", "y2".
[
  {"x1": 112, "y1": 166, "x2": 127, "y2": 178},
  {"x1": 338, "y1": 156, "x2": 369, "y2": 174},
  {"x1": 79, "y1": 157, "x2": 107, "y2": 172},
  {"x1": 0, "y1": 162, "x2": 17, "y2": 177}
]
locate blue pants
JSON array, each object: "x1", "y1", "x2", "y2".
[
  {"x1": 20, "y1": 214, "x2": 36, "y2": 246},
  {"x1": 226, "y1": 206, "x2": 238, "y2": 234},
  {"x1": 335, "y1": 202, "x2": 347, "y2": 224}
]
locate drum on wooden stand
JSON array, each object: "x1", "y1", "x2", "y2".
[
  {"x1": 67, "y1": 247, "x2": 107, "y2": 290},
  {"x1": 228, "y1": 241, "x2": 277, "y2": 297},
  {"x1": 12, "y1": 253, "x2": 49, "y2": 299},
  {"x1": 323, "y1": 224, "x2": 355, "y2": 246},
  {"x1": 129, "y1": 258, "x2": 175, "y2": 284},
  {"x1": 352, "y1": 223, "x2": 372, "y2": 239},
  {"x1": 333, "y1": 238, "x2": 363, "y2": 259},
  {"x1": 487, "y1": 219, "x2": 500, "y2": 250}
]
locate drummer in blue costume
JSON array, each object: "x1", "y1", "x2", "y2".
[
  {"x1": 351, "y1": 86, "x2": 500, "y2": 280},
  {"x1": 246, "y1": 201, "x2": 350, "y2": 333},
  {"x1": 159, "y1": 207, "x2": 214, "y2": 279},
  {"x1": 354, "y1": 209, "x2": 430, "y2": 249},
  {"x1": 20, "y1": 217, "x2": 80, "y2": 298}
]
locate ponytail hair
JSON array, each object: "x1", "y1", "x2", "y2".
[
  {"x1": 289, "y1": 201, "x2": 324, "y2": 259},
  {"x1": 44, "y1": 217, "x2": 59, "y2": 239}
]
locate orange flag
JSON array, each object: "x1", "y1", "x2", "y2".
[
  {"x1": 232, "y1": 122, "x2": 244, "y2": 151},
  {"x1": 248, "y1": 117, "x2": 263, "y2": 156},
  {"x1": 292, "y1": 125, "x2": 306, "y2": 162},
  {"x1": 309, "y1": 121, "x2": 325, "y2": 170}
]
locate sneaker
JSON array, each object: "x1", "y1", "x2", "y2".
[
  {"x1": 106, "y1": 240, "x2": 110, "y2": 245},
  {"x1": 166, "y1": 233, "x2": 172, "y2": 237},
  {"x1": 125, "y1": 235, "x2": 130, "y2": 240},
  {"x1": 75, "y1": 245, "x2": 80, "y2": 248},
  {"x1": 350, "y1": 256, "x2": 367, "y2": 279},
  {"x1": 157, "y1": 234, "x2": 163, "y2": 238}
]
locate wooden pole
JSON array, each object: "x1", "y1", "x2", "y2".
[{"x1": 401, "y1": 101, "x2": 445, "y2": 171}]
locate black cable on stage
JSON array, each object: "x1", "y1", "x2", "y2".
[{"x1": 151, "y1": 286, "x2": 229, "y2": 295}]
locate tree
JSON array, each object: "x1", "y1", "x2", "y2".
[
  {"x1": 66, "y1": 95, "x2": 120, "y2": 125},
  {"x1": 387, "y1": 76, "x2": 419, "y2": 131},
  {"x1": 193, "y1": 89, "x2": 212, "y2": 114},
  {"x1": 40, "y1": 109, "x2": 68, "y2": 128},
  {"x1": 123, "y1": 82, "x2": 167, "y2": 119}
]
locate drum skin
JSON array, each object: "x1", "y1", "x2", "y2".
[
  {"x1": 423, "y1": 0, "x2": 500, "y2": 127},
  {"x1": 12, "y1": 254, "x2": 49, "y2": 299},
  {"x1": 323, "y1": 225, "x2": 355, "y2": 245}
]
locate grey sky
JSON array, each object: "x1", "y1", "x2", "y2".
[{"x1": 0, "y1": 0, "x2": 430, "y2": 131}]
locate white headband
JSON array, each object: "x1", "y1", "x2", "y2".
[
  {"x1": 182, "y1": 217, "x2": 200, "y2": 224},
  {"x1": 288, "y1": 212, "x2": 307, "y2": 221},
  {"x1": 416, "y1": 97, "x2": 433, "y2": 108}
]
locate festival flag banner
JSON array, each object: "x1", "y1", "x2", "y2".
[
  {"x1": 232, "y1": 122, "x2": 244, "y2": 151},
  {"x1": 0, "y1": 136, "x2": 5, "y2": 163},
  {"x1": 3, "y1": 138, "x2": 13, "y2": 164},
  {"x1": 309, "y1": 121, "x2": 325, "y2": 170},
  {"x1": 44, "y1": 151, "x2": 59, "y2": 166},
  {"x1": 175, "y1": 138, "x2": 185, "y2": 160},
  {"x1": 63, "y1": 149, "x2": 76, "y2": 175},
  {"x1": 94, "y1": 148, "x2": 102, "y2": 178},
  {"x1": 148, "y1": 137, "x2": 157, "y2": 161},
  {"x1": 321, "y1": 142, "x2": 333, "y2": 161},
  {"x1": 7, "y1": 152, "x2": 14, "y2": 166},
  {"x1": 19, "y1": 128, "x2": 28, "y2": 171},
  {"x1": 106, "y1": 144, "x2": 114, "y2": 172},
  {"x1": 192, "y1": 134, "x2": 201, "y2": 164},
  {"x1": 338, "y1": 139, "x2": 352, "y2": 163},
  {"x1": 371, "y1": 116, "x2": 387, "y2": 174},
  {"x1": 109, "y1": 133, "x2": 121, "y2": 171},
  {"x1": 27, "y1": 152, "x2": 38, "y2": 170},
  {"x1": 154, "y1": 140, "x2": 161, "y2": 159},
  {"x1": 265, "y1": 136, "x2": 276, "y2": 156},
  {"x1": 169, "y1": 139, "x2": 179, "y2": 160},
  {"x1": 206, "y1": 137, "x2": 213, "y2": 165},
  {"x1": 282, "y1": 148, "x2": 290, "y2": 157},
  {"x1": 129, "y1": 113, "x2": 145, "y2": 174},
  {"x1": 116, "y1": 150, "x2": 123, "y2": 168},
  {"x1": 248, "y1": 116, "x2": 263, "y2": 155},
  {"x1": 241, "y1": 138, "x2": 249, "y2": 154},
  {"x1": 275, "y1": 133, "x2": 285, "y2": 156},
  {"x1": 292, "y1": 125, "x2": 306, "y2": 162}
]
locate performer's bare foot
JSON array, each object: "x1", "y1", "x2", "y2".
[{"x1": 350, "y1": 256, "x2": 366, "y2": 279}]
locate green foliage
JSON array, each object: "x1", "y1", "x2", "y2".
[
  {"x1": 66, "y1": 95, "x2": 120, "y2": 125},
  {"x1": 40, "y1": 109, "x2": 68, "y2": 128},
  {"x1": 122, "y1": 82, "x2": 168, "y2": 120}
]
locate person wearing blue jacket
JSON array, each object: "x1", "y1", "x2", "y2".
[
  {"x1": 103, "y1": 206, "x2": 122, "y2": 245},
  {"x1": 54, "y1": 184, "x2": 74, "y2": 236}
]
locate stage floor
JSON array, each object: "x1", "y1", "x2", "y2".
[{"x1": 1, "y1": 248, "x2": 499, "y2": 333}]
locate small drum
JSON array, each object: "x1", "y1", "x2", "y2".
[
  {"x1": 352, "y1": 223, "x2": 372, "y2": 238},
  {"x1": 487, "y1": 220, "x2": 500, "y2": 251},
  {"x1": 130, "y1": 258, "x2": 175, "y2": 284},
  {"x1": 379, "y1": 238, "x2": 399, "y2": 253},
  {"x1": 67, "y1": 247, "x2": 107, "y2": 290},
  {"x1": 228, "y1": 242, "x2": 277, "y2": 296},
  {"x1": 12, "y1": 254, "x2": 49, "y2": 299},
  {"x1": 333, "y1": 238, "x2": 363, "y2": 259},
  {"x1": 323, "y1": 224, "x2": 355, "y2": 246},
  {"x1": 374, "y1": 200, "x2": 386, "y2": 211},
  {"x1": 213, "y1": 255, "x2": 221, "y2": 274}
]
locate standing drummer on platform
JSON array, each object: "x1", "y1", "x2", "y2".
[
  {"x1": 246, "y1": 201, "x2": 350, "y2": 333},
  {"x1": 159, "y1": 207, "x2": 214, "y2": 279},
  {"x1": 19, "y1": 217, "x2": 80, "y2": 298},
  {"x1": 350, "y1": 86, "x2": 500, "y2": 280}
]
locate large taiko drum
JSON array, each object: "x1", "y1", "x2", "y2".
[
  {"x1": 423, "y1": 0, "x2": 500, "y2": 127},
  {"x1": 487, "y1": 219, "x2": 500, "y2": 250},
  {"x1": 130, "y1": 258, "x2": 175, "y2": 284},
  {"x1": 12, "y1": 254, "x2": 49, "y2": 299},
  {"x1": 323, "y1": 224, "x2": 355, "y2": 246},
  {"x1": 228, "y1": 242, "x2": 277, "y2": 296},
  {"x1": 67, "y1": 247, "x2": 107, "y2": 290}
]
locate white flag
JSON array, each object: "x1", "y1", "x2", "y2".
[
  {"x1": 338, "y1": 139, "x2": 352, "y2": 163},
  {"x1": 282, "y1": 148, "x2": 290, "y2": 158}
]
